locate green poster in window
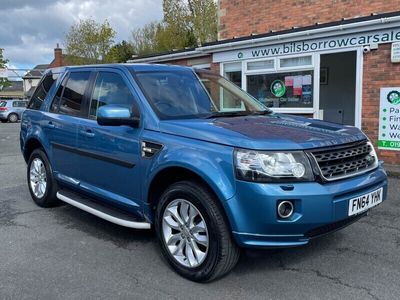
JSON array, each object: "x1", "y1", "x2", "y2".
[{"x1": 270, "y1": 80, "x2": 286, "y2": 97}]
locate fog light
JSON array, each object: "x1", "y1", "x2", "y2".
[{"x1": 277, "y1": 201, "x2": 294, "y2": 219}]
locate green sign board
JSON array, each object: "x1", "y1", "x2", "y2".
[
  {"x1": 378, "y1": 88, "x2": 400, "y2": 151},
  {"x1": 270, "y1": 80, "x2": 286, "y2": 97}
]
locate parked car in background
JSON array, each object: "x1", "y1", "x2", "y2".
[
  {"x1": 0, "y1": 99, "x2": 28, "y2": 123},
  {"x1": 20, "y1": 64, "x2": 387, "y2": 282}
]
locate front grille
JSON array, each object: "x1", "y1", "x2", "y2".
[
  {"x1": 310, "y1": 141, "x2": 377, "y2": 181},
  {"x1": 305, "y1": 213, "x2": 366, "y2": 238}
]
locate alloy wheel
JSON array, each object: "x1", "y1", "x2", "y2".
[
  {"x1": 162, "y1": 199, "x2": 209, "y2": 268},
  {"x1": 9, "y1": 114, "x2": 17, "y2": 122},
  {"x1": 29, "y1": 158, "x2": 47, "y2": 198}
]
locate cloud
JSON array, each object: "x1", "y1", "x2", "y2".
[{"x1": 1, "y1": 0, "x2": 163, "y2": 69}]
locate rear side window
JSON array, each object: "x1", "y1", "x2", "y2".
[
  {"x1": 28, "y1": 73, "x2": 59, "y2": 110},
  {"x1": 89, "y1": 72, "x2": 136, "y2": 118},
  {"x1": 59, "y1": 72, "x2": 90, "y2": 117},
  {"x1": 50, "y1": 76, "x2": 67, "y2": 113},
  {"x1": 12, "y1": 101, "x2": 18, "y2": 107}
]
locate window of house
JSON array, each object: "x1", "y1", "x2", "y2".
[
  {"x1": 247, "y1": 70, "x2": 313, "y2": 108},
  {"x1": 279, "y1": 56, "x2": 312, "y2": 68},
  {"x1": 59, "y1": 72, "x2": 90, "y2": 117},
  {"x1": 247, "y1": 59, "x2": 275, "y2": 71},
  {"x1": 89, "y1": 72, "x2": 137, "y2": 119},
  {"x1": 222, "y1": 62, "x2": 244, "y2": 110}
]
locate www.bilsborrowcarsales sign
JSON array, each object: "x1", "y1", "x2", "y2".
[
  {"x1": 213, "y1": 28, "x2": 400, "y2": 62},
  {"x1": 378, "y1": 88, "x2": 400, "y2": 151}
]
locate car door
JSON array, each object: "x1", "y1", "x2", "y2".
[
  {"x1": 42, "y1": 71, "x2": 92, "y2": 186},
  {"x1": 76, "y1": 69, "x2": 143, "y2": 211}
]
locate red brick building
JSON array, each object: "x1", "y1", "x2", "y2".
[{"x1": 130, "y1": 3, "x2": 400, "y2": 165}]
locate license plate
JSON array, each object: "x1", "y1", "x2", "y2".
[{"x1": 348, "y1": 187, "x2": 383, "y2": 216}]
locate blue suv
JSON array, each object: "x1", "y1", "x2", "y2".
[{"x1": 20, "y1": 64, "x2": 387, "y2": 282}]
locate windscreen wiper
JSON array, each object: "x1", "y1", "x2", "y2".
[
  {"x1": 204, "y1": 110, "x2": 272, "y2": 119},
  {"x1": 204, "y1": 111, "x2": 251, "y2": 119},
  {"x1": 249, "y1": 110, "x2": 272, "y2": 115}
]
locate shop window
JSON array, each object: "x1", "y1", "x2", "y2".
[
  {"x1": 247, "y1": 71, "x2": 313, "y2": 108},
  {"x1": 279, "y1": 56, "x2": 312, "y2": 68},
  {"x1": 223, "y1": 62, "x2": 242, "y2": 88},
  {"x1": 247, "y1": 59, "x2": 274, "y2": 71}
]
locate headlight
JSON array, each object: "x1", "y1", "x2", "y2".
[{"x1": 234, "y1": 149, "x2": 314, "y2": 182}]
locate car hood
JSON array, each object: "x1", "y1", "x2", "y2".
[{"x1": 158, "y1": 114, "x2": 367, "y2": 150}]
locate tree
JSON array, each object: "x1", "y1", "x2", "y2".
[
  {"x1": 159, "y1": 0, "x2": 196, "y2": 50},
  {"x1": 0, "y1": 48, "x2": 11, "y2": 90},
  {"x1": 64, "y1": 19, "x2": 116, "y2": 65},
  {"x1": 131, "y1": 22, "x2": 160, "y2": 56},
  {"x1": 188, "y1": 0, "x2": 218, "y2": 44},
  {"x1": 105, "y1": 40, "x2": 135, "y2": 63},
  {"x1": 130, "y1": 0, "x2": 218, "y2": 56}
]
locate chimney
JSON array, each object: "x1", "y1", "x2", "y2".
[{"x1": 50, "y1": 43, "x2": 63, "y2": 67}]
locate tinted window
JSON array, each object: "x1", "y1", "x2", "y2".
[
  {"x1": 0, "y1": 101, "x2": 6, "y2": 107},
  {"x1": 59, "y1": 72, "x2": 90, "y2": 117},
  {"x1": 12, "y1": 101, "x2": 18, "y2": 107},
  {"x1": 89, "y1": 72, "x2": 136, "y2": 118},
  {"x1": 50, "y1": 76, "x2": 67, "y2": 113},
  {"x1": 28, "y1": 73, "x2": 59, "y2": 110}
]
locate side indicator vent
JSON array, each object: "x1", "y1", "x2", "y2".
[{"x1": 141, "y1": 141, "x2": 163, "y2": 158}]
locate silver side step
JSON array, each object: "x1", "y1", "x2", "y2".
[{"x1": 56, "y1": 191, "x2": 151, "y2": 229}]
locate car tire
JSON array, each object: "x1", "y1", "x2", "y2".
[
  {"x1": 27, "y1": 149, "x2": 60, "y2": 207},
  {"x1": 8, "y1": 113, "x2": 18, "y2": 123},
  {"x1": 155, "y1": 180, "x2": 240, "y2": 282}
]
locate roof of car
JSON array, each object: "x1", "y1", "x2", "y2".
[{"x1": 48, "y1": 63, "x2": 192, "y2": 74}]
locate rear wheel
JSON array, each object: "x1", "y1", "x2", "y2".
[
  {"x1": 155, "y1": 181, "x2": 240, "y2": 282},
  {"x1": 27, "y1": 149, "x2": 59, "y2": 207},
  {"x1": 8, "y1": 113, "x2": 18, "y2": 123}
]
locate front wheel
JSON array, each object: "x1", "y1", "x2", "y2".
[{"x1": 155, "y1": 181, "x2": 240, "y2": 282}]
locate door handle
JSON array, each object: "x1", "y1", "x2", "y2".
[
  {"x1": 79, "y1": 129, "x2": 95, "y2": 138},
  {"x1": 46, "y1": 121, "x2": 55, "y2": 129}
]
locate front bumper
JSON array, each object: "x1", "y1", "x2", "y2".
[{"x1": 224, "y1": 166, "x2": 388, "y2": 248}]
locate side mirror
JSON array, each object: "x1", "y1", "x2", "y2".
[{"x1": 97, "y1": 104, "x2": 139, "y2": 127}]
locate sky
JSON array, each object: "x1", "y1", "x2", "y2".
[{"x1": 0, "y1": 0, "x2": 163, "y2": 74}]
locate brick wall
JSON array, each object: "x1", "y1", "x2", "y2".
[
  {"x1": 218, "y1": 0, "x2": 400, "y2": 39},
  {"x1": 362, "y1": 43, "x2": 400, "y2": 165}
]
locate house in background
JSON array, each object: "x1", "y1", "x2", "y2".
[
  {"x1": 22, "y1": 45, "x2": 65, "y2": 98},
  {"x1": 0, "y1": 81, "x2": 24, "y2": 100},
  {"x1": 22, "y1": 64, "x2": 49, "y2": 98}
]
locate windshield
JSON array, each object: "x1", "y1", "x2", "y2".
[
  {"x1": 135, "y1": 69, "x2": 268, "y2": 120},
  {"x1": 0, "y1": 101, "x2": 6, "y2": 107}
]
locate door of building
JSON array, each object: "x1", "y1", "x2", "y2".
[{"x1": 319, "y1": 51, "x2": 357, "y2": 125}]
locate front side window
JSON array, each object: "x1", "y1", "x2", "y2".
[
  {"x1": 59, "y1": 72, "x2": 90, "y2": 117},
  {"x1": 28, "y1": 73, "x2": 59, "y2": 110},
  {"x1": 135, "y1": 70, "x2": 267, "y2": 120},
  {"x1": 89, "y1": 72, "x2": 136, "y2": 119}
]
